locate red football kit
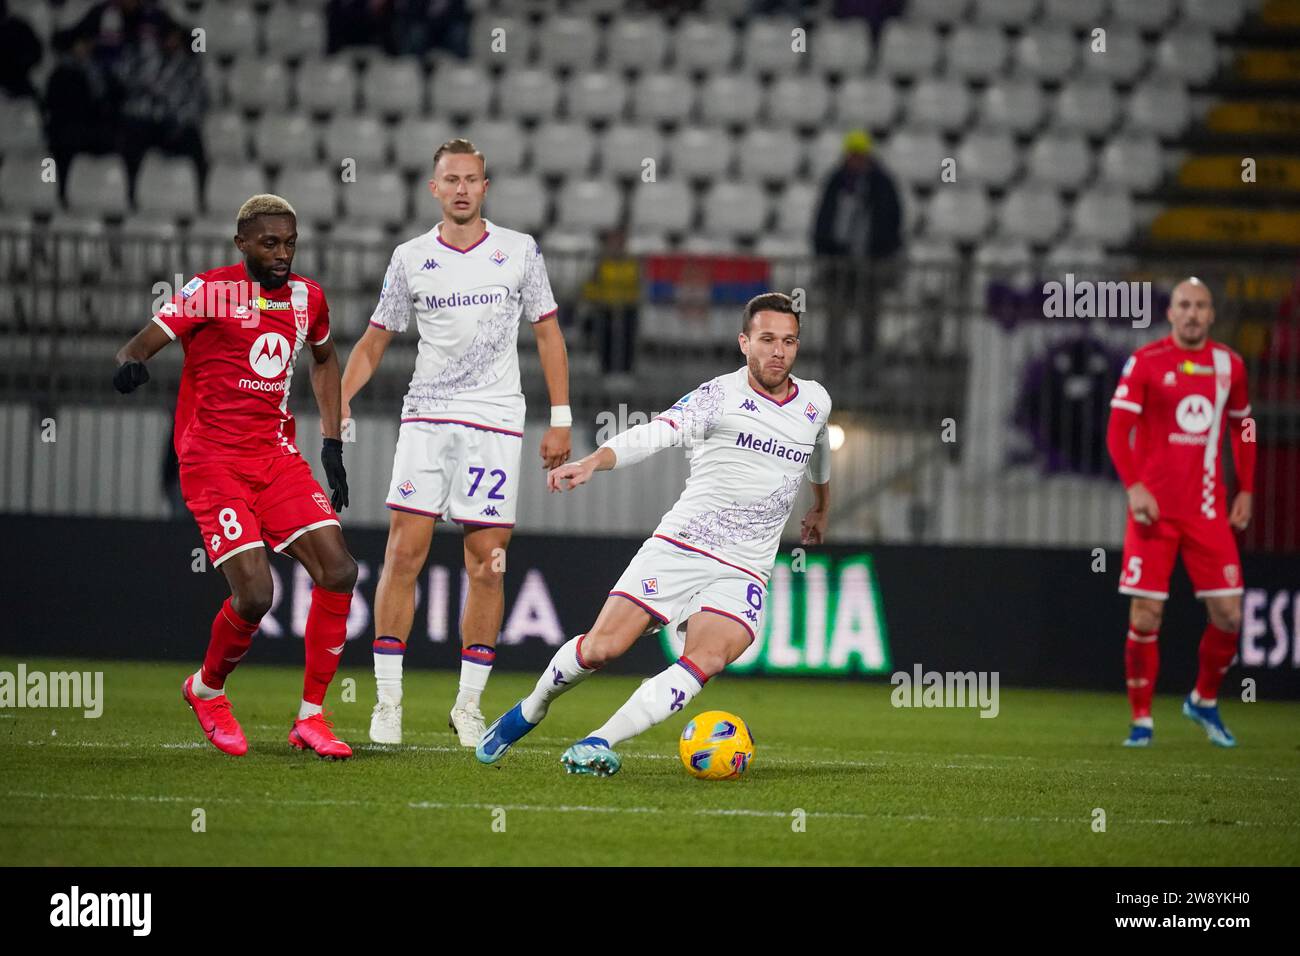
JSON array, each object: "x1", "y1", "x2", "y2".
[
  {"x1": 1107, "y1": 335, "x2": 1256, "y2": 599},
  {"x1": 152, "y1": 263, "x2": 339, "y2": 567}
]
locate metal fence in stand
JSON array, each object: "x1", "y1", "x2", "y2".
[{"x1": 0, "y1": 224, "x2": 1297, "y2": 552}]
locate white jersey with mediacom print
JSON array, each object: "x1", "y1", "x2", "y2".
[
  {"x1": 604, "y1": 366, "x2": 833, "y2": 583},
  {"x1": 367, "y1": 219, "x2": 558, "y2": 432}
]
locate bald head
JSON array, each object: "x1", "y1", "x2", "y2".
[{"x1": 1167, "y1": 276, "x2": 1215, "y2": 349}]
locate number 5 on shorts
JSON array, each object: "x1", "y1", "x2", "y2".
[{"x1": 1124, "y1": 556, "x2": 1143, "y2": 586}]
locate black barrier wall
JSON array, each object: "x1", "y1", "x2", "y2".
[{"x1": 2, "y1": 516, "x2": 1298, "y2": 698}]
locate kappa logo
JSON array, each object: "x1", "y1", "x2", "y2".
[
  {"x1": 397, "y1": 479, "x2": 416, "y2": 499},
  {"x1": 1175, "y1": 394, "x2": 1215, "y2": 434},
  {"x1": 804, "y1": 402, "x2": 818, "y2": 423},
  {"x1": 248, "y1": 332, "x2": 290, "y2": 378},
  {"x1": 641, "y1": 577, "x2": 659, "y2": 596},
  {"x1": 740, "y1": 399, "x2": 758, "y2": 412},
  {"x1": 312, "y1": 491, "x2": 331, "y2": 514},
  {"x1": 422, "y1": 258, "x2": 439, "y2": 270},
  {"x1": 480, "y1": 505, "x2": 501, "y2": 517},
  {"x1": 744, "y1": 609, "x2": 758, "y2": 623},
  {"x1": 490, "y1": 248, "x2": 508, "y2": 265}
]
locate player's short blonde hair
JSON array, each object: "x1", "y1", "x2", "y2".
[
  {"x1": 236, "y1": 194, "x2": 297, "y2": 232},
  {"x1": 432, "y1": 138, "x2": 486, "y2": 176}
]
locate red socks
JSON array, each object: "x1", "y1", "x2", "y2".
[
  {"x1": 303, "y1": 586, "x2": 353, "y2": 706},
  {"x1": 1124, "y1": 627, "x2": 1159, "y2": 721},
  {"x1": 201, "y1": 597, "x2": 260, "y2": 691},
  {"x1": 1195, "y1": 623, "x2": 1239, "y2": 703}
]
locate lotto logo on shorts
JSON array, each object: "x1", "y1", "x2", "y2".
[
  {"x1": 641, "y1": 578, "x2": 659, "y2": 596},
  {"x1": 398, "y1": 480, "x2": 416, "y2": 499},
  {"x1": 312, "y1": 492, "x2": 331, "y2": 514},
  {"x1": 210, "y1": 534, "x2": 220, "y2": 552},
  {"x1": 490, "y1": 249, "x2": 508, "y2": 265}
]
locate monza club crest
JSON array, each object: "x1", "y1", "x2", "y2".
[{"x1": 312, "y1": 492, "x2": 332, "y2": 514}]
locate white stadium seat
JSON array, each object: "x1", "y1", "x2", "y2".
[
  {"x1": 628, "y1": 179, "x2": 694, "y2": 234},
  {"x1": 0, "y1": 151, "x2": 60, "y2": 215},
  {"x1": 979, "y1": 79, "x2": 1045, "y2": 134},
  {"x1": 66, "y1": 155, "x2": 130, "y2": 216},
  {"x1": 1045, "y1": 238, "x2": 1106, "y2": 270},
  {"x1": 879, "y1": 21, "x2": 941, "y2": 79},
  {"x1": 1111, "y1": 0, "x2": 1175, "y2": 29},
  {"x1": 699, "y1": 74, "x2": 762, "y2": 126},
  {"x1": 924, "y1": 186, "x2": 991, "y2": 243},
  {"x1": 530, "y1": 122, "x2": 596, "y2": 178},
  {"x1": 135, "y1": 157, "x2": 200, "y2": 218},
  {"x1": 537, "y1": 15, "x2": 601, "y2": 71},
  {"x1": 468, "y1": 15, "x2": 530, "y2": 67},
  {"x1": 227, "y1": 58, "x2": 289, "y2": 112},
  {"x1": 1040, "y1": 0, "x2": 1107, "y2": 28},
  {"x1": 263, "y1": 6, "x2": 326, "y2": 60},
  {"x1": 625, "y1": 231, "x2": 670, "y2": 255},
  {"x1": 974, "y1": 238, "x2": 1033, "y2": 270},
  {"x1": 737, "y1": 128, "x2": 802, "y2": 184},
  {"x1": 882, "y1": 128, "x2": 947, "y2": 188},
  {"x1": 629, "y1": 73, "x2": 695, "y2": 124},
  {"x1": 340, "y1": 171, "x2": 407, "y2": 227},
  {"x1": 1098, "y1": 135, "x2": 1164, "y2": 193},
  {"x1": 904, "y1": 0, "x2": 968, "y2": 22},
  {"x1": 201, "y1": 3, "x2": 259, "y2": 58},
  {"x1": 253, "y1": 113, "x2": 318, "y2": 166},
  {"x1": 273, "y1": 166, "x2": 337, "y2": 225},
  {"x1": 555, "y1": 179, "x2": 622, "y2": 233},
  {"x1": 485, "y1": 174, "x2": 548, "y2": 234},
  {"x1": 0, "y1": 98, "x2": 43, "y2": 154},
  {"x1": 393, "y1": 120, "x2": 456, "y2": 174},
  {"x1": 1155, "y1": 28, "x2": 1220, "y2": 86},
  {"x1": 566, "y1": 72, "x2": 628, "y2": 124},
  {"x1": 1128, "y1": 77, "x2": 1192, "y2": 138},
  {"x1": 605, "y1": 18, "x2": 670, "y2": 73},
  {"x1": 1071, "y1": 188, "x2": 1136, "y2": 247},
  {"x1": 906, "y1": 77, "x2": 972, "y2": 133},
  {"x1": 599, "y1": 123, "x2": 666, "y2": 179},
  {"x1": 1182, "y1": 0, "x2": 1246, "y2": 33},
  {"x1": 996, "y1": 185, "x2": 1065, "y2": 244},
  {"x1": 498, "y1": 69, "x2": 561, "y2": 122},
  {"x1": 806, "y1": 127, "x2": 852, "y2": 181},
  {"x1": 1015, "y1": 27, "x2": 1079, "y2": 82},
  {"x1": 431, "y1": 63, "x2": 494, "y2": 118},
  {"x1": 204, "y1": 163, "x2": 270, "y2": 216},
  {"x1": 673, "y1": 18, "x2": 738, "y2": 73},
  {"x1": 668, "y1": 126, "x2": 734, "y2": 182},
  {"x1": 945, "y1": 24, "x2": 1009, "y2": 81},
  {"x1": 1055, "y1": 78, "x2": 1119, "y2": 136},
  {"x1": 461, "y1": 120, "x2": 526, "y2": 176},
  {"x1": 773, "y1": 182, "x2": 819, "y2": 237},
  {"x1": 362, "y1": 58, "x2": 425, "y2": 117},
  {"x1": 702, "y1": 182, "x2": 767, "y2": 239},
  {"x1": 740, "y1": 19, "x2": 803, "y2": 75},
  {"x1": 809, "y1": 20, "x2": 871, "y2": 76},
  {"x1": 955, "y1": 131, "x2": 1019, "y2": 188},
  {"x1": 1027, "y1": 131, "x2": 1093, "y2": 190},
  {"x1": 766, "y1": 75, "x2": 831, "y2": 128},
  {"x1": 296, "y1": 57, "x2": 358, "y2": 116},
  {"x1": 971, "y1": 0, "x2": 1040, "y2": 25},
  {"x1": 1080, "y1": 26, "x2": 1147, "y2": 84},
  {"x1": 834, "y1": 75, "x2": 899, "y2": 129},
  {"x1": 322, "y1": 113, "x2": 388, "y2": 166}
]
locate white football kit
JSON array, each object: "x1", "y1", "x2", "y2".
[
  {"x1": 602, "y1": 366, "x2": 832, "y2": 642},
  {"x1": 368, "y1": 220, "x2": 558, "y2": 527}
]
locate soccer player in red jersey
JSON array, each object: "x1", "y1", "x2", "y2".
[
  {"x1": 112, "y1": 195, "x2": 358, "y2": 759},
  {"x1": 1107, "y1": 277, "x2": 1256, "y2": 748}
]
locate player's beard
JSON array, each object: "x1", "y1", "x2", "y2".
[
  {"x1": 248, "y1": 261, "x2": 291, "y2": 291},
  {"x1": 749, "y1": 355, "x2": 791, "y2": 393}
]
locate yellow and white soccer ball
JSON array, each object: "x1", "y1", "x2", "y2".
[{"x1": 678, "y1": 710, "x2": 755, "y2": 780}]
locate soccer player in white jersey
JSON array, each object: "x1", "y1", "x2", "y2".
[
  {"x1": 341, "y1": 138, "x2": 572, "y2": 746},
  {"x1": 476, "y1": 293, "x2": 832, "y2": 775}
]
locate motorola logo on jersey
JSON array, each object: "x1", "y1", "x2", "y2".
[
  {"x1": 249, "y1": 333, "x2": 291, "y2": 378},
  {"x1": 1175, "y1": 394, "x2": 1215, "y2": 434},
  {"x1": 423, "y1": 285, "x2": 509, "y2": 310}
]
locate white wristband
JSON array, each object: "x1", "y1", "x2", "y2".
[{"x1": 550, "y1": 405, "x2": 572, "y2": 428}]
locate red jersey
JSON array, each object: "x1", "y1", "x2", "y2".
[
  {"x1": 1108, "y1": 335, "x2": 1251, "y2": 521},
  {"x1": 152, "y1": 263, "x2": 330, "y2": 464}
]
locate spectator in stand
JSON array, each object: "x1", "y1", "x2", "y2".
[
  {"x1": 832, "y1": 0, "x2": 905, "y2": 46},
  {"x1": 0, "y1": 0, "x2": 43, "y2": 101},
  {"x1": 45, "y1": 31, "x2": 118, "y2": 199},
  {"x1": 582, "y1": 228, "x2": 641, "y2": 385},
  {"x1": 328, "y1": 0, "x2": 471, "y2": 58}
]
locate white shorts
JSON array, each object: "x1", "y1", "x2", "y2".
[
  {"x1": 386, "y1": 419, "x2": 522, "y2": 527},
  {"x1": 609, "y1": 536, "x2": 766, "y2": 644}
]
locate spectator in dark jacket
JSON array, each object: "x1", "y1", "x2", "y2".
[{"x1": 0, "y1": 0, "x2": 43, "y2": 100}]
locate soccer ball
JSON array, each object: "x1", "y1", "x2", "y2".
[{"x1": 678, "y1": 710, "x2": 755, "y2": 780}]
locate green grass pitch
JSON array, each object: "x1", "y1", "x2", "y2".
[{"x1": 2, "y1": 657, "x2": 1298, "y2": 866}]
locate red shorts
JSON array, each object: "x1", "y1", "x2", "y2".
[
  {"x1": 180, "y1": 454, "x2": 340, "y2": 567},
  {"x1": 1118, "y1": 513, "x2": 1243, "y2": 600}
]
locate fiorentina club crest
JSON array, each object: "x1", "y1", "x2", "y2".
[
  {"x1": 398, "y1": 479, "x2": 416, "y2": 499},
  {"x1": 804, "y1": 402, "x2": 818, "y2": 423},
  {"x1": 490, "y1": 249, "x2": 508, "y2": 266},
  {"x1": 641, "y1": 577, "x2": 659, "y2": 596},
  {"x1": 312, "y1": 492, "x2": 331, "y2": 514}
]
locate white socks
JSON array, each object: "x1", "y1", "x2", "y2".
[
  {"x1": 298, "y1": 700, "x2": 322, "y2": 720},
  {"x1": 1191, "y1": 689, "x2": 1215, "y2": 707},
  {"x1": 373, "y1": 637, "x2": 405, "y2": 705},
  {"x1": 191, "y1": 671, "x2": 222, "y2": 700},
  {"x1": 521, "y1": 635, "x2": 597, "y2": 723},
  {"x1": 590, "y1": 658, "x2": 706, "y2": 748},
  {"x1": 456, "y1": 644, "x2": 496, "y2": 710}
]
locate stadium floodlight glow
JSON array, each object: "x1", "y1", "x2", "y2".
[{"x1": 828, "y1": 423, "x2": 846, "y2": 451}]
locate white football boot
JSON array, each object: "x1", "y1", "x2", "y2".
[
  {"x1": 449, "y1": 704, "x2": 486, "y2": 747},
  {"x1": 369, "y1": 700, "x2": 403, "y2": 745}
]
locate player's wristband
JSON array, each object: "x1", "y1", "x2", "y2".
[{"x1": 550, "y1": 405, "x2": 572, "y2": 428}]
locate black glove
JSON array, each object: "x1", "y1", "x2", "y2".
[
  {"x1": 322, "y1": 437, "x2": 349, "y2": 511},
  {"x1": 113, "y1": 361, "x2": 150, "y2": 394}
]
